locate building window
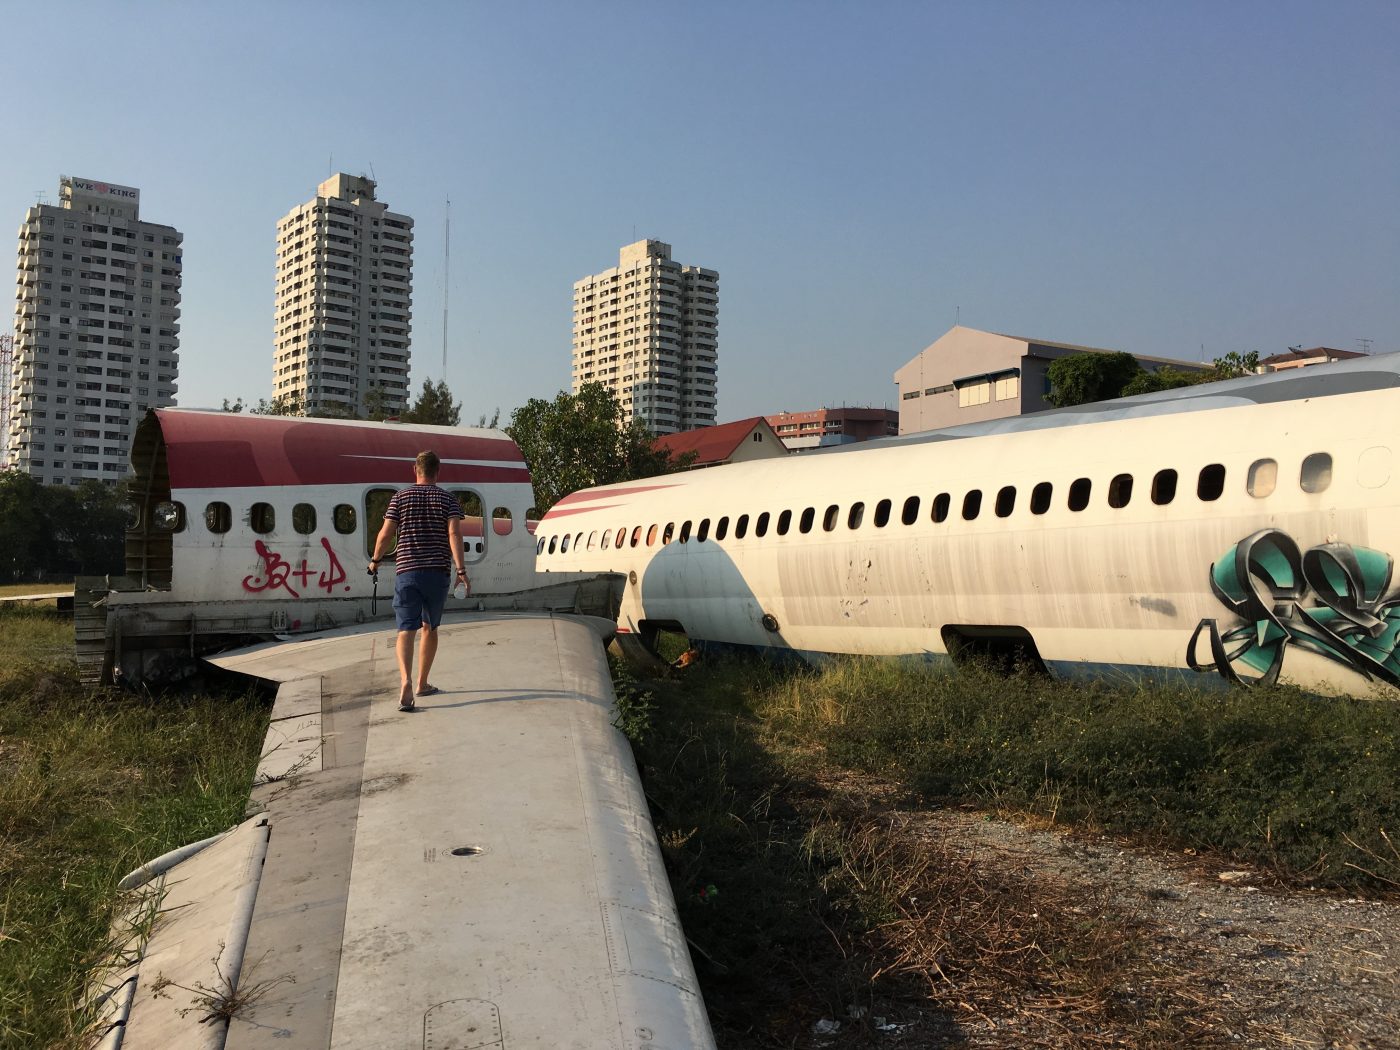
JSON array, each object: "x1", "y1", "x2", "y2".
[{"x1": 957, "y1": 382, "x2": 991, "y2": 408}]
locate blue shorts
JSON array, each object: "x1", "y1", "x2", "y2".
[{"x1": 393, "y1": 568, "x2": 451, "y2": 632}]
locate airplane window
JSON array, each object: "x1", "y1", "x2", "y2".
[
  {"x1": 799, "y1": 508, "x2": 815, "y2": 534},
  {"x1": 1300, "y1": 452, "x2": 1332, "y2": 494},
  {"x1": 575, "y1": 532, "x2": 583, "y2": 551},
  {"x1": 1152, "y1": 469, "x2": 1178, "y2": 505},
  {"x1": 587, "y1": 531, "x2": 596, "y2": 550},
  {"x1": 1108, "y1": 474, "x2": 1133, "y2": 509},
  {"x1": 601, "y1": 529, "x2": 611, "y2": 550},
  {"x1": 679, "y1": 521, "x2": 692, "y2": 543},
  {"x1": 630, "y1": 526, "x2": 642, "y2": 548},
  {"x1": 931, "y1": 493, "x2": 950, "y2": 523},
  {"x1": 560, "y1": 534, "x2": 571, "y2": 553},
  {"x1": 901, "y1": 496, "x2": 920, "y2": 525},
  {"x1": 662, "y1": 523, "x2": 675, "y2": 544},
  {"x1": 293, "y1": 503, "x2": 316, "y2": 535},
  {"x1": 1030, "y1": 482, "x2": 1052, "y2": 515},
  {"x1": 493, "y1": 507, "x2": 513, "y2": 536},
  {"x1": 250, "y1": 502, "x2": 276, "y2": 535},
  {"x1": 647, "y1": 524, "x2": 658, "y2": 546},
  {"x1": 548, "y1": 535, "x2": 558, "y2": 554},
  {"x1": 1198, "y1": 464, "x2": 1226, "y2": 501},
  {"x1": 697, "y1": 518, "x2": 710, "y2": 541},
  {"x1": 154, "y1": 501, "x2": 185, "y2": 533},
  {"x1": 616, "y1": 527, "x2": 627, "y2": 548},
  {"x1": 777, "y1": 510, "x2": 793, "y2": 536},
  {"x1": 848, "y1": 502, "x2": 865, "y2": 529},
  {"x1": 715, "y1": 517, "x2": 728, "y2": 541},
  {"x1": 1248, "y1": 459, "x2": 1277, "y2": 498},
  {"x1": 962, "y1": 490, "x2": 982, "y2": 520},
  {"x1": 874, "y1": 499, "x2": 891, "y2": 527},
  {"x1": 1068, "y1": 478, "x2": 1092, "y2": 512},
  {"x1": 365, "y1": 488, "x2": 397, "y2": 557},
  {"x1": 333, "y1": 504, "x2": 357, "y2": 534},
  {"x1": 755, "y1": 512, "x2": 770, "y2": 537},
  {"x1": 995, "y1": 486, "x2": 1016, "y2": 518},
  {"x1": 737, "y1": 514, "x2": 752, "y2": 539},
  {"x1": 823, "y1": 504, "x2": 839, "y2": 532}
]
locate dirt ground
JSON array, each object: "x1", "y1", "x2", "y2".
[{"x1": 719, "y1": 775, "x2": 1399, "y2": 1050}]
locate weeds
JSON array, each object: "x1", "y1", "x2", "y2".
[
  {"x1": 0, "y1": 608, "x2": 270, "y2": 1050},
  {"x1": 617, "y1": 644, "x2": 1399, "y2": 1047}
]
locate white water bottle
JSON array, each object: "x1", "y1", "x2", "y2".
[{"x1": 453, "y1": 575, "x2": 468, "y2": 600}]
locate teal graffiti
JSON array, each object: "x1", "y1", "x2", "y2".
[{"x1": 1188, "y1": 529, "x2": 1400, "y2": 687}]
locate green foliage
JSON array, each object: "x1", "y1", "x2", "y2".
[
  {"x1": 505, "y1": 382, "x2": 692, "y2": 511},
  {"x1": 0, "y1": 609, "x2": 269, "y2": 1047},
  {"x1": 0, "y1": 472, "x2": 128, "y2": 584},
  {"x1": 400, "y1": 379, "x2": 462, "y2": 427},
  {"x1": 1121, "y1": 366, "x2": 1201, "y2": 397},
  {"x1": 608, "y1": 656, "x2": 656, "y2": 744},
  {"x1": 1044, "y1": 351, "x2": 1145, "y2": 407},
  {"x1": 1204, "y1": 350, "x2": 1261, "y2": 382}
]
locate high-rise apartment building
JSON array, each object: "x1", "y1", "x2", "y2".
[
  {"x1": 6, "y1": 176, "x2": 182, "y2": 485},
  {"x1": 273, "y1": 174, "x2": 413, "y2": 417},
  {"x1": 571, "y1": 239, "x2": 718, "y2": 435}
]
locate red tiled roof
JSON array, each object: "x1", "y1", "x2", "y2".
[{"x1": 654, "y1": 417, "x2": 769, "y2": 466}]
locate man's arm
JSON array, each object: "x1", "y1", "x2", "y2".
[
  {"x1": 369, "y1": 518, "x2": 398, "y2": 573},
  {"x1": 447, "y1": 515, "x2": 470, "y2": 593}
]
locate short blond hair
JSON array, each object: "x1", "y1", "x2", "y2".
[{"x1": 415, "y1": 450, "x2": 441, "y2": 479}]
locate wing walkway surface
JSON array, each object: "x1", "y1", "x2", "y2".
[{"x1": 109, "y1": 613, "x2": 714, "y2": 1050}]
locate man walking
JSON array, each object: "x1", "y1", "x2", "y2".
[{"x1": 368, "y1": 451, "x2": 471, "y2": 711}]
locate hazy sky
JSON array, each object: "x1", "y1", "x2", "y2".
[{"x1": 3, "y1": 1, "x2": 1396, "y2": 423}]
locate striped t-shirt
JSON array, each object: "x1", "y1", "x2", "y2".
[{"x1": 384, "y1": 484, "x2": 462, "y2": 574}]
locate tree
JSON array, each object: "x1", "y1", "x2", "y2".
[
  {"x1": 1044, "y1": 352, "x2": 1145, "y2": 408},
  {"x1": 401, "y1": 379, "x2": 461, "y2": 427},
  {"x1": 1120, "y1": 366, "x2": 1201, "y2": 398},
  {"x1": 1205, "y1": 351, "x2": 1261, "y2": 382},
  {"x1": 505, "y1": 383, "x2": 692, "y2": 511}
]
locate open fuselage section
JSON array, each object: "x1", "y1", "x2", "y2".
[{"x1": 537, "y1": 358, "x2": 1400, "y2": 696}]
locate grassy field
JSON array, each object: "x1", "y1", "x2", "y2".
[
  {"x1": 614, "y1": 642, "x2": 1400, "y2": 1046},
  {"x1": 0, "y1": 609, "x2": 270, "y2": 1050},
  {"x1": 0, "y1": 582, "x2": 73, "y2": 599}
]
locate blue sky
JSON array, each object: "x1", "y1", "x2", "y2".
[{"x1": 3, "y1": 0, "x2": 1396, "y2": 423}]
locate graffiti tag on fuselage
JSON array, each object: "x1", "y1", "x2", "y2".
[
  {"x1": 242, "y1": 537, "x2": 349, "y2": 598},
  {"x1": 1189, "y1": 528, "x2": 1400, "y2": 688}
]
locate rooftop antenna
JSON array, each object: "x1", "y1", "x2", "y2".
[
  {"x1": 442, "y1": 197, "x2": 450, "y2": 381},
  {"x1": 328, "y1": 155, "x2": 333, "y2": 177},
  {"x1": 955, "y1": 304, "x2": 960, "y2": 326},
  {"x1": 1358, "y1": 337, "x2": 1374, "y2": 355}
]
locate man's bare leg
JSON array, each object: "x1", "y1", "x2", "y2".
[
  {"x1": 396, "y1": 629, "x2": 416, "y2": 706},
  {"x1": 416, "y1": 625, "x2": 439, "y2": 692}
]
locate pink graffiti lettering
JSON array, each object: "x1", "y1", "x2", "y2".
[
  {"x1": 242, "y1": 540, "x2": 300, "y2": 597},
  {"x1": 318, "y1": 537, "x2": 349, "y2": 593},
  {"x1": 241, "y1": 538, "x2": 352, "y2": 598}
]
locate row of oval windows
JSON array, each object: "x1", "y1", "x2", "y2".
[
  {"x1": 537, "y1": 453, "x2": 1336, "y2": 556},
  {"x1": 144, "y1": 489, "x2": 527, "y2": 553}
]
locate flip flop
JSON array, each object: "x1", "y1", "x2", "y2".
[
  {"x1": 398, "y1": 684, "x2": 415, "y2": 711},
  {"x1": 416, "y1": 684, "x2": 442, "y2": 697}
]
